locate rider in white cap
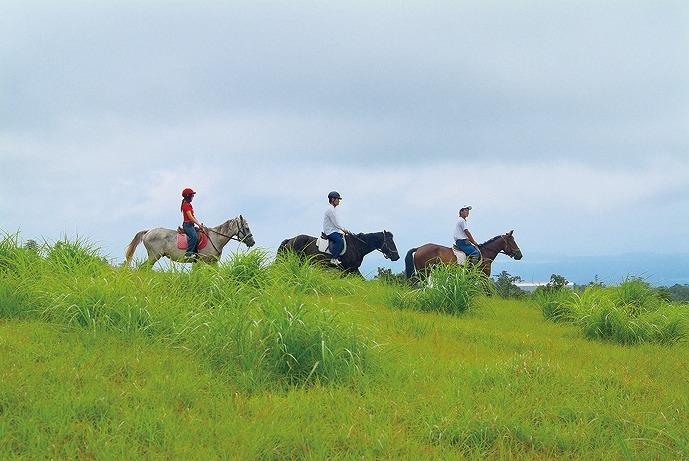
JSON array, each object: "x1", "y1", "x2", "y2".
[{"x1": 453, "y1": 206, "x2": 481, "y2": 260}]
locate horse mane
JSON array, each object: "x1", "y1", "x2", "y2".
[
  {"x1": 354, "y1": 232, "x2": 383, "y2": 249},
  {"x1": 218, "y1": 217, "x2": 239, "y2": 232},
  {"x1": 479, "y1": 235, "x2": 503, "y2": 247}
]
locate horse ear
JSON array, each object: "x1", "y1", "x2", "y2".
[{"x1": 509, "y1": 230, "x2": 514, "y2": 235}]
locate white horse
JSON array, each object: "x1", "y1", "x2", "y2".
[{"x1": 124, "y1": 215, "x2": 255, "y2": 266}]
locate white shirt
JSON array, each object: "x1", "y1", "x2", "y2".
[
  {"x1": 453, "y1": 217, "x2": 469, "y2": 241},
  {"x1": 323, "y1": 205, "x2": 344, "y2": 235}
]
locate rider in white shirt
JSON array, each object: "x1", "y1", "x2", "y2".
[
  {"x1": 323, "y1": 191, "x2": 349, "y2": 265},
  {"x1": 453, "y1": 206, "x2": 481, "y2": 260}
]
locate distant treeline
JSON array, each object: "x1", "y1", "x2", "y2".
[
  {"x1": 375, "y1": 268, "x2": 689, "y2": 303},
  {"x1": 657, "y1": 284, "x2": 689, "y2": 303}
]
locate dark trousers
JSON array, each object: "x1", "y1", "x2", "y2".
[
  {"x1": 327, "y1": 232, "x2": 344, "y2": 258},
  {"x1": 183, "y1": 222, "x2": 198, "y2": 255}
]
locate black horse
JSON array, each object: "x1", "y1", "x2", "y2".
[{"x1": 277, "y1": 231, "x2": 400, "y2": 276}]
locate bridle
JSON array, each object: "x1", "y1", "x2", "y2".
[
  {"x1": 496, "y1": 235, "x2": 519, "y2": 258},
  {"x1": 203, "y1": 218, "x2": 254, "y2": 253},
  {"x1": 476, "y1": 235, "x2": 518, "y2": 263}
]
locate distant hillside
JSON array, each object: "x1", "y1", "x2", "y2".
[
  {"x1": 360, "y1": 252, "x2": 689, "y2": 286},
  {"x1": 491, "y1": 252, "x2": 689, "y2": 286}
]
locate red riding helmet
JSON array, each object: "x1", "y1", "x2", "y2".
[{"x1": 182, "y1": 188, "x2": 196, "y2": 197}]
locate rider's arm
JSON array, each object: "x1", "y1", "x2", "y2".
[
  {"x1": 465, "y1": 229, "x2": 480, "y2": 247},
  {"x1": 185, "y1": 211, "x2": 203, "y2": 228}
]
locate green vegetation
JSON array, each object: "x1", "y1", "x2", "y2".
[
  {"x1": 374, "y1": 266, "x2": 407, "y2": 286},
  {"x1": 493, "y1": 270, "x2": 525, "y2": 298},
  {"x1": 534, "y1": 287, "x2": 579, "y2": 323},
  {"x1": 0, "y1": 236, "x2": 371, "y2": 388},
  {"x1": 386, "y1": 264, "x2": 493, "y2": 315},
  {"x1": 1, "y1": 235, "x2": 688, "y2": 459},
  {"x1": 535, "y1": 277, "x2": 688, "y2": 345},
  {"x1": 657, "y1": 283, "x2": 689, "y2": 303}
]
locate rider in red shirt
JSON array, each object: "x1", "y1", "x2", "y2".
[{"x1": 181, "y1": 188, "x2": 204, "y2": 259}]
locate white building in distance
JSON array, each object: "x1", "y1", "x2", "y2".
[{"x1": 514, "y1": 282, "x2": 575, "y2": 293}]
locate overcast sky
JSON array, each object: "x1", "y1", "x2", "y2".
[{"x1": 2, "y1": 1, "x2": 688, "y2": 277}]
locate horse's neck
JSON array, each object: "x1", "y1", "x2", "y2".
[
  {"x1": 354, "y1": 233, "x2": 380, "y2": 257},
  {"x1": 479, "y1": 237, "x2": 502, "y2": 261},
  {"x1": 212, "y1": 219, "x2": 238, "y2": 246},
  {"x1": 477, "y1": 238, "x2": 501, "y2": 277}
]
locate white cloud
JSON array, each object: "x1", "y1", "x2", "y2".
[{"x1": 2, "y1": 1, "x2": 688, "y2": 268}]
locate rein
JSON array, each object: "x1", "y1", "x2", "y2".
[
  {"x1": 203, "y1": 220, "x2": 253, "y2": 254},
  {"x1": 202, "y1": 228, "x2": 222, "y2": 255},
  {"x1": 206, "y1": 227, "x2": 246, "y2": 243},
  {"x1": 481, "y1": 235, "x2": 515, "y2": 258},
  {"x1": 349, "y1": 231, "x2": 391, "y2": 259}
]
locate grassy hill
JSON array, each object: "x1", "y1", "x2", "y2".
[{"x1": 1, "y1": 236, "x2": 688, "y2": 459}]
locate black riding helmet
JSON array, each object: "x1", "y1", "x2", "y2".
[{"x1": 328, "y1": 191, "x2": 342, "y2": 200}]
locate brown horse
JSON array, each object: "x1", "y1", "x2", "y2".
[{"x1": 404, "y1": 230, "x2": 522, "y2": 279}]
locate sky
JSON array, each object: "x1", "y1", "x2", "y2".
[{"x1": 2, "y1": 1, "x2": 688, "y2": 283}]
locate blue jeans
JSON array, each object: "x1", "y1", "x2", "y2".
[
  {"x1": 327, "y1": 232, "x2": 344, "y2": 259},
  {"x1": 455, "y1": 239, "x2": 480, "y2": 257},
  {"x1": 183, "y1": 222, "x2": 198, "y2": 255}
]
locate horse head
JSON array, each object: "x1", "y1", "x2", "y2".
[
  {"x1": 501, "y1": 230, "x2": 522, "y2": 260},
  {"x1": 380, "y1": 230, "x2": 400, "y2": 261},
  {"x1": 238, "y1": 215, "x2": 256, "y2": 247}
]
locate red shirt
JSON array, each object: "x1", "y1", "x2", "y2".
[{"x1": 181, "y1": 201, "x2": 194, "y2": 223}]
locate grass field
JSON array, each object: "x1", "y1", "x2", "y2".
[{"x1": 1, "y1": 236, "x2": 688, "y2": 459}]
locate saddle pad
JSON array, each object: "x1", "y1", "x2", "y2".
[
  {"x1": 452, "y1": 247, "x2": 467, "y2": 265},
  {"x1": 177, "y1": 231, "x2": 209, "y2": 250},
  {"x1": 316, "y1": 236, "x2": 347, "y2": 255}
]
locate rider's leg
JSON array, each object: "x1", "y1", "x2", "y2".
[
  {"x1": 328, "y1": 232, "x2": 344, "y2": 264},
  {"x1": 183, "y1": 222, "x2": 198, "y2": 258},
  {"x1": 457, "y1": 239, "x2": 480, "y2": 260}
]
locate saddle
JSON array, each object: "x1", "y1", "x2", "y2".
[
  {"x1": 177, "y1": 227, "x2": 209, "y2": 251},
  {"x1": 316, "y1": 233, "x2": 347, "y2": 256},
  {"x1": 451, "y1": 244, "x2": 481, "y2": 265}
]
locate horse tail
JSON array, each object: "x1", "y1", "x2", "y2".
[
  {"x1": 124, "y1": 230, "x2": 148, "y2": 266},
  {"x1": 404, "y1": 248, "x2": 418, "y2": 278}
]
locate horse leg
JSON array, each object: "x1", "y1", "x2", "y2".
[
  {"x1": 342, "y1": 267, "x2": 364, "y2": 278},
  {"x1": 144, "y1": 249, "x2": 162, "y2": 268}
]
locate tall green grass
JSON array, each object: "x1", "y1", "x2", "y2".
[
  {"x1": 0, "y1": 235, "x2": 373, "y2": 389},
  {"x1": 0, "y1": 232, "x2": 43, "y2": 276},
  {"x1": 536, "y1": 278, "x2": 688, "y2": 345},
  {"x1": 387, "y1": 264, "x2": 492, "y2": 315},
  {"x1": 269, "y1": 251, "x2": 358, "y2": 296},
  {"x1": 2, "y1": 234, "x2": 689, "y2": 459},
  {"x1": 533, "y1": 288, "x2": 578, "y2": 322}
]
